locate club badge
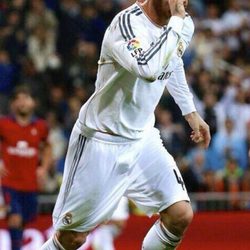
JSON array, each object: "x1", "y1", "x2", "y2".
[
  {"x1": 177, "y1": 41, "x2": 184, "y2": 57},
  {"x1": 62, "y1": 212, "x2": 73, "y2": 225}
]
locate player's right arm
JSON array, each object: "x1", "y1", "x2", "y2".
[
  {"x1": 105, "y1": 1, "x2": 186, "y2": 82},
  {"x1": 0, "y1": 160, "x2": 7, "y2": 177},
  {"x1": 0, "y1": 119, "x2": 8, "y2": 177}
]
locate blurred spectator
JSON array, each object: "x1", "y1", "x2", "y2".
[
  {"x1": 66, "y1": 38, "x2": 98, "y2": 90},
  {"x1": 215, "y1": 73, "x2": 250, "y2": 137},
  {"x1": 201, "y1": 4, "x2": 224, "y2": 35},
  {"x1": 246, "y1": 121, "x2": 250, "y2": 168},
  {"x1": 25, "y1": 0, "x2": 57, "y2": 35},
  {"x1": 0, "y1": 50, "x2": 16, "y2": 114},
  {"x1": 177, "y1": 156, "x2": 200, "y2": 193},
  {"x1": 2, "y1": 8, "x2": 26, "y2": 64},
  {"x1": 95, "y1": 0, "x2": 120, "y2": 26},
  {"x1": 217, "y1": 157, "x2": 243, "y2": 190},
  {"x1": 202, "y1": 170, "x2": 219, "y2": 192},
  {"x1": 155, "y1": 107, "x2": 185, "y2": 157},
  {"x1": 186, "y1": 144, "x2": 209, "y2": 187},
  {"x1": 217, "y1": 157, "x2": 244, "y2": 209},
  {"x1": 241, "y1": 168, "x2": 250, "y2": 192},
  {"x1": 64, "y1": 96, "x2": 82, "y2": 138},
  {"x1": 57, "y1": 0, "x2": 81, "y2": 60},
  {"x1": 202, "y1": 92, "x2": 218, "y2": 137},
  {"x1": 221, "y1": 0, "x2": 249, "y2": 32},
  {"x1": 73, "y1": 83, "x2": 90, "y2": 104},
  {"x1": 28, "y1": 22, "x2": 60, "y2": 72},
  {"x1": 79, "y1": 1, "x2": 106, "y2": 48},
  {"x1": 210, "y1": 117, "x2": 248, "y2": 171},
  {"x1": 47, "y1": 85, "x2": 68, "y2": 123},
  {"x1": 117, "y1": 0, "x2": 137, "y2": 9},
  {"x1": 44, "y1": 110, "x2": 67, "y2": 193},
  {"x1": 46, "y1": 110, "x2": 67, "y2": 169}
]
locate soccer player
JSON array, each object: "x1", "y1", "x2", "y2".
[
  {"x1": 0, "y1": 86, "x2": 52, "y2": 250},
  {"x1": 42, "y1": 0, "x2": 211, "y2": 249}
]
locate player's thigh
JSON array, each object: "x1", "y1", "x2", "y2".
[
  {"x1": 2, "y1": 187, "x2": 23, "y2": 226},
  {"x1": 53, "y1": 125, "x2": 140, "y2": 232},
  {"x1": 125, "y1": 128, "x2": 189, "y2": 216},
  {"x1": 21, "y1": 192, "x2": 38, "y2": 224},
  {"x1": 2, "y1": 187, "x2": 22, "y2": 216}
]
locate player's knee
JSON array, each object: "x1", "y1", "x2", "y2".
[
  {"x1": 8, "y1": 214, "x2": 23, "y2": 228},
  {"x1": 56, "y1": 230, "x2": 88, "y2": 250},
  {"x1": 173, "y1": 205, "x2": 193, "y2": 230},
  {"x1": 160, "y1": 201, "x2": 193, "y2": 236}
]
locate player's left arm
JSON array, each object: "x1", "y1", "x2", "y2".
[
  {"x1": 164, "y1": 13, "x2": 195, "y2": 111},
  {"x1": 39, "y1": 141, "x2": 52, "y2": 171},
  {"x1": 0, "y1": 119, "x2": 8, "y2": 177},
  {"x1": 166, "y1": 58, "x2": 211, "y2": 148},
  {"x1": 165, "y1": 13, "x2": 210, "y2": 148},
  {"x1": 37, "y1": 122, "x2": 53, "y2": 190},
  {"x1": 165, "y1": 12, "x2": 196, "y2": 116}
]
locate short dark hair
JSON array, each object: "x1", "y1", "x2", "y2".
[{"x1": 10, "y1": 85, "x2": 34, "y2": 101}]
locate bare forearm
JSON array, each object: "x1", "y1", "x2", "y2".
[{"x1": 40, "y1": 143, "x2": 53, "y2": 171}]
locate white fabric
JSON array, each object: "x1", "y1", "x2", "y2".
[
  {"x1": 91, "y1": 225, "x2": 116, "y2": 250},
  {"x1": 142, "y1": 220, "x2": 180, "y2": 250},
  {"x1": 52, "y1": 120, "x2": 189, "y2": 232},
  {"x1": 166, "y1": 57, "x2": 196, "y2": 115},
  {"x1": 79, "y1": 3, "x2": 196, "y2": 140},
  {"x1": 40, "y1": 238, "x2": 59, "y2": 250},
  {"x1": 111, "y1": 197, "x2": 129, "y2": 221},
  {"x1": 81, "y1": 197, "x2": 129, "y2": 250}
]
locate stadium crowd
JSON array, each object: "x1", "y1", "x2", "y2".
[{"x1": 0, "y1": 0, "x2": 250, "y2": 207}]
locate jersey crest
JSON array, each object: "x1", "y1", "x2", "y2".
[{"x1": 177, "y1": 41, "x2": 184, "y2": 57}]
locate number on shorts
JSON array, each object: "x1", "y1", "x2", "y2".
[{"x1": 173, "y1": 169, "x2": 185, "y2": 190}]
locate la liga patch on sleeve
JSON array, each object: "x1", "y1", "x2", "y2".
[{"x1": 127, "y1": 38, "x2": 143, "y2": 58}]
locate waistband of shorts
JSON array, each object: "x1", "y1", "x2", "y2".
[{"x1": 75, "y1": 119, "x2": 137, "y2": 144}]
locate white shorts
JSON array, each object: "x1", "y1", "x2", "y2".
[{"x1": 53, "y1": 120, "x2": 189, "y2": 232}]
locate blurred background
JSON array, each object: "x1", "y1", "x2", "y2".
[{"x1": 0, "y1": 0, "x2": 250, "y2": 249}]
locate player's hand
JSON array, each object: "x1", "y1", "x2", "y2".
[
  {"x1": 0, "y1": 160, "x2": 8, "y2": 177},
  {"x1": 168, "y1": 0, "x2": 186, "y2": 18},
  {"x1": 184, "y1": 111, "x2": 211, "y2": 148},
  {"x1": 37, "y1": 166, "x2": 48, "y2": 191}
]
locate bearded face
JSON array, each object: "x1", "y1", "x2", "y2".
[{"x1": 11, "y1": 93, "x2": 35, "y2": 117}]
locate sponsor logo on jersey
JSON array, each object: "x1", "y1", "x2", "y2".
[
  {"x1": 31, "y1": 128, "x2": 38, "y2": 136},
  {"x1": 158, "y1": 71, "x2": 173, "y2": 80},
  {"x1": 62, "y1": 212, "x2": 73, "y2": 225},
  {"x1": 7, "y1": 141, "x2": 37, "y2": 157}
]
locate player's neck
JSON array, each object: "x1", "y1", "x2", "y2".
[
  {"x1": 139, "y1": 1, "x2": 170, "y2": 27},
  {"x1": 15, "y1": 114, "x2": 32, "y2": 126}
]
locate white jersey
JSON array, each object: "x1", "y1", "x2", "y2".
[{"x1": 79, "y1": 3, "x2": 196, "y2": 140}]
